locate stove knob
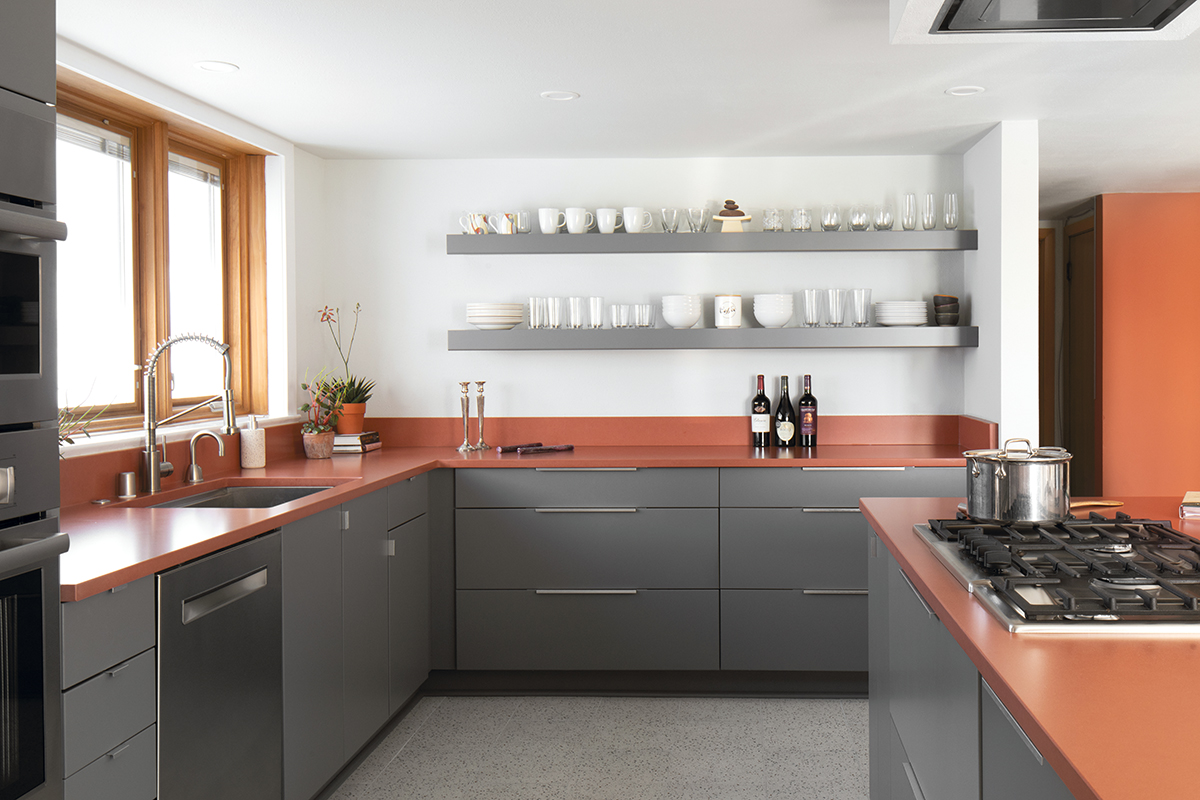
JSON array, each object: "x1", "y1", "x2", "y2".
[{"x1": 980, "y1": 547, "x2": 1013, "y2": 570}]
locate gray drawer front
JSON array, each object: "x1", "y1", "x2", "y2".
[
  {"x1": 61, "y1": 575, "x2": 156, "y2": 688},
  {"x1": 64, "y1": 723, "x2": 156, "y2": 800},
  {"x1": 719, "y1": 466, "x2": 965, "y2": 507},
  {"x1": 720, "y1": 589, "x2": 867, "y2": 671},
  {"x1": 62, "y1": 649, "x2": 156, "y2": 777},
  {"x1": 456, "y1": 467, "x2": 718, "y2": 508},
  {"x1": 388, "y1": 472, "x2": 429, "y2": 529},
  {"x1": 721, "y1": 508, "x2": 867, "y2": 589},
  {"x1": 457, "y1": 589, "x2": 719, "y2": 670},
  {"x1": 457, "y1": 508, "x2": 718, "y2": 589}
]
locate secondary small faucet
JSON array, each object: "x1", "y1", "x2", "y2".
[
  {"x1": 143, "y1": 333, "x2": 237, "y2": 493},
  {"x1": 186, "y1": 431, "x2": 225, "y2": 484}
]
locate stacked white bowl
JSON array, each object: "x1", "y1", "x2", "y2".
[
  {"x1": 466, "y1": 302, "x2": 524, "y2": 330},
  {"x1": 873, "y1": 301, "x2": 928, "y2": 327},
  {"x1": 753, "y1": 294, "x2": 794, "y2": 328},
  {"x1": 661, "y1": 295, "x2": 702, "y2": 329}
]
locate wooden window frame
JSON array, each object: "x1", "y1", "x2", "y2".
[{"x1": 55, "y1": 70, "x2": 269, "y2": 432}]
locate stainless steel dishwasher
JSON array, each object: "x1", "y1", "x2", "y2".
[{"x1": 158, "y1": 531, "x2": 282, "y2": 800}]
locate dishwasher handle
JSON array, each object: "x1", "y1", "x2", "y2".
[{"x1": 181, "y1": 567, "x2": 269, "y2": 625}]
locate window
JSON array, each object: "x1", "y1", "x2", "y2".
[{"x1": 54, "y1": 74, "x2": 269, "y2": 431}]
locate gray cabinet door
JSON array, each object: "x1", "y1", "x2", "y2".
[
  {"x1": 281, "y1": 506, "x2": 343, "y2": 800},
  {"x1": 456, "y1": 467, "x2": 718, "y2": 508},
  {"x1": 61, "y1": 574, "x2": 155, "y2": 689},
  {"x1": 342, "y1": 489, "x2": 391, "y2": 756},
  {"x1": 457, "y1": 508, "x2": 719, "y2": 589},
  {"x1": 388, "y1": 473, "x2": 429, "y2": 529},
  {"x1": 982, "y1": 682, "x2": 1074, "y2": 800},
  {"x1": 63, "y1": 723, "x2": 156, "y2": 800},
  {"x1": 720, "y1": 508, "x2": 867, "y2": 589},
  {"x1": 720, "y1": 466, "x2": 965, "y2": 507},
  {"x1": 388, "y1": 514, "x2": 430, "y2": 714},
  {"x1": 888, "y1": 562, "x2": 980, "y2": 800},
  {"x1": 720, "y1": 589, "x2": 867, "y2": 671},
  {"x1": 0, "y1": 0, "x2": 55, "y2": 104},
  {"x1": 456, "y1": 589, "x2": 719, "y2": 670}
]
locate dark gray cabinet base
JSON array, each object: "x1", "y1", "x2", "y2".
[{"x1": 721, "y1": 589, "x2": 867, "y2": 671}]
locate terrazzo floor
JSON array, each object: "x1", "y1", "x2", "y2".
[{"x1": 329, "y1": 695, "x2": 869, "y2": 800}]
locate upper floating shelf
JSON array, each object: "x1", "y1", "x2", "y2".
[{"x1": 446, "y1": 230, "x2": 978, "y2": 255}]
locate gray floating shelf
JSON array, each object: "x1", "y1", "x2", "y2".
[
  {"x1": 446, "y1": 229, "x2": 978, "y2": 255},
  {"x1": 448, "y1": 326, "x2": 978, "y2": 351}
]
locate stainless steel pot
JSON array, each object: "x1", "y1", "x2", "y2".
[{"x1": 964, "y1": 438, "x2": 1072, "y2": 524}]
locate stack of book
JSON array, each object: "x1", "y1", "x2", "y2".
[{"x1": 334, "y1": 431, "x2": 381, "y2": 454}]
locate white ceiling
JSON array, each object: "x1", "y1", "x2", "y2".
[{"x1": 56, "y1": 0, "x2": 1200, "y2": 218}]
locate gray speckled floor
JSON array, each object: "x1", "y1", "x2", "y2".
[{"x1": 330, "y1": 696, "x2": 868, "y2": 800}]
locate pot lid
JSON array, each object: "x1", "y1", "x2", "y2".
[{"x1": 963, "y1": 437, "x2": 1072, "y2": 463}]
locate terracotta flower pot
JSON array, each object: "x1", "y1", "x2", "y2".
[
  {"x1": 336, "y1": 403, "x2": 367, "y2": 434},
  {"x1": 302, "y1": 430, "x2": 335, "y2": 459}
]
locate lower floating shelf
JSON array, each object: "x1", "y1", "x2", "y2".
[{"x1": 448, "y1": 326, "x2": 978, "y2": 351}]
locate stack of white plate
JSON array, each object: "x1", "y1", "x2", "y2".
[
  {"x1": 873, "y1": 301, "x2": 928, "y2": 327},
  {"x1": 467, "y1": 303, "x2": 523, "y2": 330}
]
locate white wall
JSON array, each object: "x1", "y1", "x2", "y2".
[
  {"x1": 963, "y1": 121, "x2": 1040, "y2": 442},
  {"x1": 297, "y1": 156, "x2": 973, "y2": 419}
]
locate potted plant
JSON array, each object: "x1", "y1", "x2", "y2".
[
  {"x1": 299, "y1": 371, "x2": 343, "y2": 458},
  {"x1": 320, "y1": 303, "x2": 374, "y2": 434}
]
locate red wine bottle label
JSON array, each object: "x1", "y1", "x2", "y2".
[
  {"x1": 776, "y1": 421, "x2": 795, "y2": 441},
  {"x1": 751, "y1": 414, "x2": 771, "y2": 433},
  {"x1": 800, "y1": 409, "x2": 816, "y2": 435}
]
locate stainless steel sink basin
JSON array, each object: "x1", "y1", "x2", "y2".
[{"x1": 148, "y1": 485, "x2": 332, "y2": 509}]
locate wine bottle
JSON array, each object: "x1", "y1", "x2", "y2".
[
  {"x1": 773, "y1": 376, "x2": 796, "y2": 448},
  {"x1": 798, "y1": 374, "x2": 818, "y2": 447},
  {"x1": 751, "y1": 374, "x2": 771, "y2": 447}
]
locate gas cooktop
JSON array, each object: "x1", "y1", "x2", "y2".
[{"x1": 915, "y1": 512, "x2": 1200, "y2": 633}]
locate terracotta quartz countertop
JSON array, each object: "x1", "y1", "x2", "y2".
[
  {"x1": 861, "y1": 495, "x2": 1200, "y2": 800},
  {"x1": 58, "y1": 443, "x2": 968, "y2": 602}
]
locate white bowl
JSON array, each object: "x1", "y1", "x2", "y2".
[
  {"x1": 662, "y1": 306, "x2": 702, "y2": 329},
  {"x1": 753, "y1": 306, "x2": 793, "y2": 328}
]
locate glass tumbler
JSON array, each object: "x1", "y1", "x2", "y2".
[
  {"x1": 528, "y1": 296, "x2": 545, "y2": 329},
  {"x1": 944, "y1": 193, "x2": 959, "y2": 230},
  {"x1": 848, "y1": 205, "x2": 870, "y2": 231},
  {"x1": 567, "y1": 296, "x2": 586, "y2": 329},
  {"x1": 873, "y1": 205, "x2": 894, "y2": 231},
  {"x1": 635, "y1": 304, "x2": 655, "y2": 327},
  {"x1": 686, "y1": 207, "x2": 709, "y2": 233},
  {"x1": 824, "y1": 289, "x2": 848, "y2": 327},
  {"x1": 762, "y1": 208, "x2": 782, "y2": 231},
  {"x1": 850, "y1": 289, "x2": 872, "y2": 327},
  {"x1": 801, "y1": 289, "x2": 824, "y2": 327},
  {"x1": 661, "y1": 208, "x2": 680, "y2": 233},
  {"x1": 901, "y1": 193, "x2": 917, "y2": 231},
  {"x1": 922, "y1": 193, "x2": 937, "y2": 230},
  {"x1": 821, "y1": 204, "x2": 842, "y2": 231},
  {"x1": 545, "y1": 297, "x2": 562, "y2": 329},
  {"x1": 515, "y1": 210, "x2": 532, "y2": 234},
  {"x1": 588, "y1": 297, "x2": 604, "y2": 329},
  {"x1": 791, "y1": 208, "x2": 812, "y2": 232}
]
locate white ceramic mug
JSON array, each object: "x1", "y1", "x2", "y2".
[
  {"x1": 596, "y1": 208, "x2": 622, "y2": 234},
  {"x1": 715, "y1": 294, "x2": 742, "y2": 328},
  {"x1": 622, "y1": 207, "x2": 653, "y2": 233},
  {"x1": 565, "y1": 207, "x2": 595, "y2": 234},
  {"x1": 459, "y1": 212, "x2": 489, "y2": 235},
  {"x1": 488, "y1": 212, "x2": 516, "y2": 234},
  {"x1": 538, "y1": 208, "x2": 566, "y2": 234}
]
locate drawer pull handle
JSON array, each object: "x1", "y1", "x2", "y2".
[
  {"x1": 182, "y1": 567, "x2": 269, "y2": 625},
  {"x1": 899, "y1": 569, "x2": 937, "y2": 618},
  {"x1": 534, "y1": 468, "x2": 638, "y2": 472},
  {"x1": 800, "y1": 466, "x2": 906, "y2": 472},
  {"x1": 902, "y1": 762, "x2": 927, "y2": 800},
  {"x1": 534, "y1": 589, "x2": 638, "y2": 595},
  {"x1": 983, "y1": 680, "x2": 1044, "y2": 765},
  {"x1": 108, "y1": 744, "x2": 131, "y2": 760},
  {"x1": 802, "y1": 589, "x2": 868, "y2": 596},
  {"x1": 533, "y1": 507, "x2": 638, "y2": 513},
  {"x1": 800, "y1": 507, "x2": 861, "y2": 513},
  {"x1": 106, "y1": 662, "x2": 132, "y2": 677}
]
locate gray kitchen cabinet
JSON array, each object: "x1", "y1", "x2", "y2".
[
  {"x1": 720, "y1": 589, "x2": 866, "y2": 671},
  {"x1": 981, "y1": 681, "x2": 1075, "y2": 800},
  {"x1": 61, "y1": 574, "x2": 155, "y2": 689},
  {"x1": 388, "y1": 475, "x2": 431, "y2": 714},
  {"x1": 0, "y1": 0, "x2": 56, "y2": 104},
  {"x1": 868, "y1": 531, "x2": 894, "y2": 800},
  {"x1": 63, "y1": 723, "x2": 156, "y2": 800},
  {"x1": 455, "y1": 466, "x2": 718, "y2": 508},
  {"x1": 719, "y1": 465, "x2": 965, "y2": 508},
  {"x1": 721, "y1": 507, "x2": 866, "y2": 589},
  {"x1": 281, "y1": 506, "x2": 343, "y2": 800},
  {"x1": 341, "y1": 489, "x2": 391, "y2": 756}
]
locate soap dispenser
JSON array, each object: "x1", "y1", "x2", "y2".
[{"x1": 240, "y1": 415, "x2": 266, "y2": 469}]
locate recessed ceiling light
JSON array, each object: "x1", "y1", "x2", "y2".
[
  {"x1": 540, "y1": 90, "x2": 580, "y2": 101},
  {"x1": 194, "y1": 61, "x2": 240, "y2": 73},
  {"x1": 945, "y1": 85, "x2": 985, "y2": 96}
]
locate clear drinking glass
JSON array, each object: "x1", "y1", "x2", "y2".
[
  {"x1": 824, "y1": 289, "x2": 848, "y2": 327},
  {"x1": 661, "y1": 208, "x2": 680, "y2": 233},
  {"x1": 567, "y1": 296, "x2": 586, "y2": 329},
  {"x1": 901, "y1": 193, "x2": 917, "y2": 231},
  {"x1": 848, "y1": 205, "x2": 870, "y2": 231},
  {"x1": 821, "y1": 204, "x2": 842, "y2": 231},
  {"x1": 515, "y1": 210, "x2": 532, "y2": 234},
  {"x1": 791, "y1": 208, "x2": 812, "y2": 232},
  {"x1": 686, "y1": 207, "x2": 709, "y2": 233},
  {"x1": 588, "y1": 297, "x2": 604, "y2": 329},
  {"x1": 944, "y1": 193, "x2": 959, "y2": 230},
  {"x1": 850, "y1": 288, "x2": 872, "y2": 327},
  {"x1": 635, "y1": 304, "x2": 655, "y2": 327},
  {"x1": 802, "y1": 289, "x2": 824, "y2": 327},
  {"x1": 762, "y1": 208, "x2": 782, "y2": 231},
  {"x1": 922, "y1": 193, "x2": 937, "y2": 230},
  {"x1": 873, "y1": 205, "x2": 894, "y2": 231},
  {"x1": 529, "y1": 296, "x2": 545, "y2": 329},
  {"x1": 611, "y1": 304, "x2": 633, "y2": 328}
]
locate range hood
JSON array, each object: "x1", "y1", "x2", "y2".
[{"x1": 933, "y1": 0, "x2": 1199, "y2": 33}]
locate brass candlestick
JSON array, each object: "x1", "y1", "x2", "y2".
[
  {"x1": 457, "y1": 381, "x2": 474, "y2": 452},
  {"x1": 474, "y1": 381, "x2": 491, "y2": 450}
]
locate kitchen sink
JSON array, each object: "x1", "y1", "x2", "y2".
[{"x1": 147, "y1": 485, "x2": 332, "y2": 509}]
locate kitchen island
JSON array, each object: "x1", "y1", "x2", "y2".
[{"x1": 862, "y1": 495, "x2": 1200, "y2": 800}]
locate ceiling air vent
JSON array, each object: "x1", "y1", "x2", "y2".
[{"x1": 934, "y1": 0, "x2": 1199, "y2": 32}]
